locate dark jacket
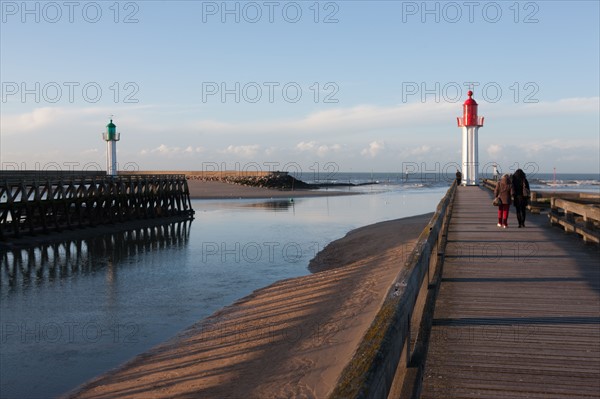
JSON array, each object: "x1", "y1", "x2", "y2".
[
  {"x1": 494, "y1": 175, "x2": 513, "y2": 205},
  {"x1": 512, "y1": 169, "x2": 530, "y2": 197}
]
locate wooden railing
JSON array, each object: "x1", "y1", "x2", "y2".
[
  {"x1": 0, "y1": 170, "x2": 107, "y2": 185},
  {"x1": 329, "y1": 181, "x2": 456, "y2": 399},
  {"x1": 482, "y1": 178, "x2": 548, "y2": 213},
  {"x1": 481, "y1": 178, "x2": 599, "y2": 243},
  {"x1": 550, "y1": 198, "x2": 600, "y2": 244},
  {"x1": 527, "y1": 191, "x2": 599, "y2": 214},
  {"x1": 481, "y1": 178, "x2": 497, "y2": 192}
]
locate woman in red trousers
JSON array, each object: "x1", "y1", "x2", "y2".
[{"x1": 494, "y1": 174, "x2": 514, "y2": 228}]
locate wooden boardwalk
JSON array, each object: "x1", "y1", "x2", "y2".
[{"x1": 420, "y1": 186, "x2": 600, "y2": 398}]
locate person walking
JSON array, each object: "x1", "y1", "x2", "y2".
[
  {"x1": 512, "y1": 169, "x2": 531, "y2": 228},
  {"x1": 494, "y1": 174, "x2": 513, "y2": 228},
  {"x1": 456, "y1": 169, "x2": 462, "y2": 185}
]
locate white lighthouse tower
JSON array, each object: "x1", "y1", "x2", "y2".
[
  {"x1": 102, "y1": 118, "x2": 120, "y2": 176},
  {"x1": 457, "y1": 90, "x2": 484, "y2": 186}
]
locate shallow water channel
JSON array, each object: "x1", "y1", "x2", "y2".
[{"x1": 0, "y1": 186, "x2": 447, "y2": 398}]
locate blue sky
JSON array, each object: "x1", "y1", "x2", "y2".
[{"x1": 1, "y1": 0, "x2": 599, "y2": 174}]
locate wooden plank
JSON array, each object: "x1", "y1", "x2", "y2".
[{"x1": 419, "y1": 186, "x2": 600, "y2": 399}]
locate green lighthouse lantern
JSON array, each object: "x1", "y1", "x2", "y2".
[{"x1": 106, "y1": 119, "x2": 117, "y2": 141}]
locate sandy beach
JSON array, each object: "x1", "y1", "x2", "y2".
[
  {"x1": 187, "y1": 180, "x2": 357, "y2": 199},
  {"x1": 66, "y1": 212, "x2": 431, "y2": 399}
]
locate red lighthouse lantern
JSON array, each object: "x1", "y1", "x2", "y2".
[{"x1": 458, "y1": 90, "x2": 484, "y2": 128}]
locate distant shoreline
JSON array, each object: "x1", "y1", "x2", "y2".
[
  {"x1": 120, "y1": 170, "x2": 379, "y2": 193},
  {"x1": 186, "y1": 179, "x2": 362, "y2": 199},
  {"x1": 0, "y1": 180, "x2": 363, "y2": 250}
]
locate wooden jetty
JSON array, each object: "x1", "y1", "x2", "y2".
[
  {"x1": 0, "y1": 172, "x2": 194, "y2": 240},
  {"x1": 329, "y1": 183, "x2": 599, "y2": 398},
  {"x1": 417, "y1": 186, "x2": 600, "y2": 398}
]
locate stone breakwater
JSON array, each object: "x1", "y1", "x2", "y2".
[
  {"x1": 121, "y1": 171, "x2": 379, "y2": 190},
  {"x1": 187, "y1": 172, "x2": 313, "y2": 190}
]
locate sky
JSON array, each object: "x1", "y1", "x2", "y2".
[{"x1": 1, "y1": 0, "x2": 599, "y2": 176}]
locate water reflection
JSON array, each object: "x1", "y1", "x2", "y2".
[
  {"x1": 1, "y1": 219, "x2": 193, "y2": 291},
  {"x1": 240, "y1": 199, "x2": 296, "y2": 211}
]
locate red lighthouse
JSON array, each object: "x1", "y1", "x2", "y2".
[{"x1": 457, "y1": 90, "x2": 484, "y2": 185}]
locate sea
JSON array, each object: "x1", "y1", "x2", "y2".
[
  {"x1": 298, "y1": 171, "x2": 600, "y2": 193},
  {"x1": 0, "y1": 172, "x2": 598, "y2": 398}
]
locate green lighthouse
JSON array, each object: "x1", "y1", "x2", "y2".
[{"x1": 102, "y1": 118, "x2": 120, "y2": 176}]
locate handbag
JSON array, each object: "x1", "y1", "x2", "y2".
[
  {"x1": 493, "y1": 197, "x2": 502, "y2": 206},
  {"x1": 522, "y1": 180, "x2": 530, "y2": 197}
]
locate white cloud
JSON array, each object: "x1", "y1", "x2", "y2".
[
  {"x1": 523, "y1": 138, "x2": 597, "y2": 154},
  {"x1": 1, "y1": 107, "x2": 67, "y2": 133},
  {"x1": 184, "y1": 146, "x2": 205, "y2": 153},
  {"x1": 519, "y1": 97, "x2": 600, "y2": 115},
  {"x1": 264, "y1": 146, "x2": 278, "y2": 156},
  {"x1": 296, "y1": 141, "x2": 342, "y2": 157},
  {"x1": 361, "y1": 141, "x2": 385, "y2": 157},
  {"x1": 2, "y1": 97, "x2": 598, "y2": 172},
  {"x1": 478, "y1": 139, "x2": 599, "y2": 174},
  {"x1": 296, "y1": 141, "x2": 316, "y2": 151},
  {"x1": 487, "y1": 144, "x2": 503, "y2": 157},
  {"x1": 0, "y1": 105, "x2": 158, "y2": 136},
  {"x1": 317, "y1": 144, "x2": 341, "y2": 157},
  {"x1": 409, "y1": 145, "x2": 431, "y2": 156},
  {"x1": 221, "y1": 144, "x2": 260, "y2": 158},
  {"x1": 187, "y1": 97, "x2": 600, "y2": 138},
  {"x1": 140, "y1": 144, "x2": 204, "y2": 156},
  {"x1": 3, "y1": 97, "x2": 598, "y2": 140}
]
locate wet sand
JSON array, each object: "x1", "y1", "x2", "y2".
[
  {"x1": 187, "y1": 180, "x2": 356, "y2": 199},
  {"x1": 66, "y1": 213, "x2": 432, "y2": 399}
]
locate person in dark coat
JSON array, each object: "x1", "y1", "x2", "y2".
[
  {"x1": 456, "y1": 170, "x2": 462, "y2": 185},
  {"x1": 512, "y1": 169, "x2": 531, "y2": 228},
  {"x1": 494, "y1": 174, "x2": 513, "y2": 228}
]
